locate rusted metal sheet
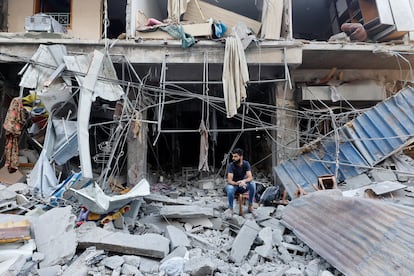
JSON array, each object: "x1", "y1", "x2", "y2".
[{"x1": 282, "y1": 190, "x2": 414, "y2": 275}]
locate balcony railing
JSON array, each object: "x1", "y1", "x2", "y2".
[{"x1": 47, "y1": 12, "x2": 70, "y2": 27}]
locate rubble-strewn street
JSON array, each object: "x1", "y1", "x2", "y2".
[{"x1": 2, "y1": 0, "x2": 414, "y2": 275}]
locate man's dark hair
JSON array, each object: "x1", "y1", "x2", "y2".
[{"x1": 232, "y1": 148, "x2": 244, "y2": 156}]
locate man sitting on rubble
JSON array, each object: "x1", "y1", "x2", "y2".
[{"x1": 225, "y1": 148, "x2": 256, "y2": 216}]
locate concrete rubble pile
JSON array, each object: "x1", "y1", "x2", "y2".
[{"x1": 0, "y1": 177, "x2": 342, "y2": 276}]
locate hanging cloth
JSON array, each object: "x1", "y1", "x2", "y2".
[
  {"x1": 3, "y1": 98, "x2": 27, "y2": 172},
  {"x1": 222, "y1": 33, "x2": 249, "y2": 118},
  {"x1": 167, "y1": 0, "x2": 190, "y2": 22},
  {"x1": 198, "y1": 120, "x2": 209, "y2": 171}
]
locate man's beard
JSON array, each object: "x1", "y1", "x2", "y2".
[{"x1": 233, "y1": 160, "x2": 241, "y2": 166}]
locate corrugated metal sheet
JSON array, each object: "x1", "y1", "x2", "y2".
[
  {"x1": 343, "y1": 87, "x2": 414, "y2": 166},
  {"x1": 19, "y1": 44, "x2": 70, "y2": 90},
  {"x1": 282, "y1": 190, "x2": 414, "y2": 275},
  {"x1": 275, "y1": 87, "x2": 414, "y2": 198}
]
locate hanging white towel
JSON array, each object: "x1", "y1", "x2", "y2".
[{"x1": 222, "y1": 33, "x2": 249, "y2": 118}]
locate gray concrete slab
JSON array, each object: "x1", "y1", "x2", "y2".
[
  {"x1": 62, "y1": 247, "x2": 105, "y2": 276},
  {"x1": 184, "y1": 257, "x2": 217, "y2": 276},
  {"x1": 371, "y1": 169, "x2": 397, "y2": 182},
  {"x1": 344, "y1": 174, "x2": 372, "y2": 190},
  {"x1": 230, "y1": 220, "x2": 261, "y2": 263},
  {"x1": 165, "y1": 225, "x2": 191, "y2": 250},
  {"x1": 160, "y1": 205, "x2": 214, "y2": 218},
  {"x1": 139, "y1": 257, "x2": 160, "y2": 274},
  {"x1": 255, "y1": 227, "x2": 273, "y2": 259},
  {"x1": 76, "y1": 222, "x2": 170, "y2": 259},
  {"x1": 33, "y1": 206, "x2": 77, "y2": 268}
]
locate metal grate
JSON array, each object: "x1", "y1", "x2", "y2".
[{"x1": 47, "y1": 12, "x2": 70, "y2": 26}]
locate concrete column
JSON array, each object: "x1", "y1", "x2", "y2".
[
  {"x1": 127, "y1": 111, "x2": 148, "y2": 186},
  {"x1": 272, "y1": 83, "x2": 298, "y2": 168}
]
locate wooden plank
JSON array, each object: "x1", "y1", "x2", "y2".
[
  {"x1": 359, "y1": 0, "x2": 394, "y2": 25},
  {"x1": 0, "y1": 220, "x2": 31, "y2": 243},
  {"x1": 183, "y1": 0, "x2": 261, "y2": 35}
]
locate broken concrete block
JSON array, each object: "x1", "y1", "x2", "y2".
[
  {"x1": 122, "y1": 255, "x2": 141, "y2": 267},
  {"x1": 304, "y1": 259, "x2": 320, "y2": 276},
  {"x1": 139, "y1": 256, "x2": 160, "y2": 274},
  {"x1": 285, "y1": 267, "x2": 303, "y2": 276},
  {"x1": 102, "y1": 255, "x2": 124, "y2": 270},
  {"x1": 37, "y1": 265, "x2": 63, "y2": 276},
  {"x1": 0, "y1": 254, "x2": 27, "y2": 275},
  {"x1": 275, "y1": 205, "x2": 285, "y2": 219},
  {"x1": 165, "y1": 225, "x2": 191, "y2": 250},
  {"x1": 61, "y1": 247, "x2": 104, "y2": 276},
  {"x1": 255, "y1": 227, "x2": 273, "y2": 259},
  {"x1": 0, "y1": 189, "x2": 17, "y2": 202},
  {"x1": 32, "y1": 252, "x2": 45, "y2": 263},
  {"x1": 344, "y1": 173, "x2": 372, "y2": 190},
  {"x1": 76, "y1": 222, "x2": 170, "y2": 259},
  {"x1": 33, "y1": 206, "x2": 77, "y2": 268},
  {"x1": 122, "y1": 263, "x2": 140, "y2": 275},
  {"x1": 160, "y1": 205, "x2": 214, "y2": 219},
  {"x1": 371, "y1": 169, "x2": 397, "y2": 182},
  {"x1": 198, "y1": 179, "x2": 215, "y2": 190},
  {"x1": 230, "y1": 220, "x2": 261, "y2": 263},
  {"x1": 259, "y1": 218, "x2": 285, "y2": 234},
  {"x1": 0, "y1": 239, "x2": 36, "y2": 263},
  {"x1": 184, "y1": 257, "x2": 217, "y2": 276},
  {"x1": 6, "y1": 183, "x2": 29, "y2": 194},
  {"x1": 272, "y1": 228, "x2": 284, "y2": 246},
  {"x1": 161, "y1": 246, "x2": 188, "y2": 264},
  {"x1": 278, "y1": 245, "x2": 293, "y2": 263},
  {"x1": 181, "y1": 217, "x2": 213, "y2": 229}
]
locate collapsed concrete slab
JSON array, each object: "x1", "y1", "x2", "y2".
[
  {"x1": 230, "y1": 220, "x2": 261, "y2": 263},
  {"x1": 33, "y1": 206, "x2": 77, "y2": 268},
  {"x1": 62, "y1": 247, "x2": 105, "y2": 276},
  {"x1": 165, "y1": 225, "x2": 191, "y2": 250},
  {"x1": 160, "y1": 205, "x2": 214, "y2": 219},
  {"x1": 76, "y1": 222, "x2": 170, "y2": 259}
]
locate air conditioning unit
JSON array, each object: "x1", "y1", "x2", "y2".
[{"x1": 25, "y1": 13, "x2": 66, "y2": 33}]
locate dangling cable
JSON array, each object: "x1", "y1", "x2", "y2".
[{"x1": 103, "y1": 0, "x2": 110, "y2": 53}]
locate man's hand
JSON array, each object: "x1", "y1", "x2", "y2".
[{"x1": 237, "y1": 180, "x2": 247, "y2": 189}]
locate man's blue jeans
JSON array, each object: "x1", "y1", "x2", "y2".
[{"x1": 225, "y1": 182, "x2": 256, "y2": 209}]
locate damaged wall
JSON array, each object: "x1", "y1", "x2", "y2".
[{"x1": 7, "y1": 0, "x2": 102, "y2": 40}]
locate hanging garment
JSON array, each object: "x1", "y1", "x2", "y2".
[
  {"x1": 222, "y1": 33, "x2": 249, "y2": 118},
  {"x1": 198, "y1": 120, "x2": 209, "y2": 171},
  {"x1": 168, "y1": 0, "x2": 190, "y2": 22},
  {"x1": 3, "y1": 98, "x2": 27, "y2": 172}
]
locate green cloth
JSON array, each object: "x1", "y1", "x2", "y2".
[{"x1": 160, "y1": 25, "x2": 195, "y2": 48}]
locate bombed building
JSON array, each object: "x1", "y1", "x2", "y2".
[{"x1": 1, "y1": 0, "x2": 414, "y2": 275}]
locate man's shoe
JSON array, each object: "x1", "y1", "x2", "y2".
[{"x1": 248, "y1": 206, "x2": 257, "y2": 218}]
